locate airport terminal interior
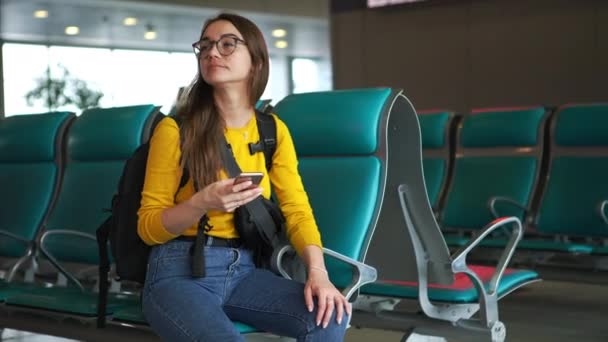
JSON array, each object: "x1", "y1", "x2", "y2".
[{"x1": 0, "y1": 0, "x2": 607, "y2": 341}]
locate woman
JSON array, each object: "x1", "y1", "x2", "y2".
[{"x1": 137, "y1": 13, "x2": 349, "y2": 341}]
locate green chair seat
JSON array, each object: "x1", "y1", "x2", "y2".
[
  {"x1": 592, "y1": 246, "x2": 608, "y2": 255},
  {"x1": 0, "y1": 282, "x2": 47, "y2": 302},
  {"x1": 480, "y1": 239, "x2": 593, "y2": 253},
  {"x1": 361, "y1": 266, "x2": 538, "y2": 303},
  {"x1": 111, "y1": 301, "x2": 259, "y2": 333},
  {"x1": 5, "y1": 287, "x2": 137, "y2": 316}
]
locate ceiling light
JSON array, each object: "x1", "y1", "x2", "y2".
[
  {"x1": 65, "y1": 26, "x2": 80, "y2": 35},
  {"x1": 144, "y1": 31, "x2": 157, "y2": 40},
  {"x1": 271, "y1": 29, "x2": 287, "y2": 38},
  {"x1": 33, "y1": 10, "x2": 48, "y2": 18},
  {"x1": 274, "y1": 40, "x2": 288, "y2": 49},
  {"x1": 123, "y1": 17, "x2": 138, "y2": 26},
  {"x1": 144, "y1": 24, "x2": 157, "y2": 40}
]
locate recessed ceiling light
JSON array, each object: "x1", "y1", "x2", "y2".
[
  {"x1": 144, "y1": 24, "x2": 157, "y2": 40},
  {"x1": 271, "y1": 29, "x2": 287, "y2": 38},
  {"x1": 274, "y1": 40, "x2": 288, "y2": 49},
  {"x1": 65, "y1": 26, "x2": 80, "y2": 35},
  {"x1": 144, "y1": 31, "x2": 157, "y2": 40},
  {"x1": 33, "y1": 10, "x2": 48, "y2": 19},
  {"x1": 123, "y1": 17, "x2": 138, "y2": 26}
]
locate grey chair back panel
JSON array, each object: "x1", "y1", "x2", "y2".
[{"x1": 367, "y1": 93, "x2": 453, "y2": 285}]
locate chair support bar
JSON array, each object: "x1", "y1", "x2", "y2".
[
  {"x1": 39, "y1": 230, "x2": 98, "y2": 291},
  {"x1": 487, "y1": 196, "x2": 527, "y2": 220}
]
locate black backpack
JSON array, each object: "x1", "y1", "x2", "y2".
[{"x1": 96, "y1": 109, "x2": 276, "y2": 327}]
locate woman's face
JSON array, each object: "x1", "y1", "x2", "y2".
[{"x1": 198, "y1": 20, "x2": 252, "y2": 88}]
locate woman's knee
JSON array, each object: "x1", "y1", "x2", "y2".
[{"x1": 304, "y1": 311, "x2": 349, "y2": 341}]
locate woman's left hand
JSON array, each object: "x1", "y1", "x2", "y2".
[{"x1": 304, "y1": 268, "x2": 351, "y2": 328}]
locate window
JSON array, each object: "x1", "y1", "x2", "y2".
[
  {"x1": 2, "y1": 44, "x2": 198, "y2": 116},
  {"x1": 290, "y1": 57, "x2": 332, "y2": 94}
]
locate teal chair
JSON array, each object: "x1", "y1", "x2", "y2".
[
  {"x1": 439, "y1": 107, "x2": 549, "y2": 247},
  {"x1": 107, "y1": 90, "x2": 382, "y2": 337},
  {"x1": 418, "y1": 110, "x2": 459, "y2": 212},
  {"x1": 256, "y1": 98, "x2": 272, "y2": 112},
  {"x1": 357, "y1": 100, "x2": 540, "y2": 342},
  {"x1": 534, "y1": 103, "x2": 608, "y2": 256},
  {"x1": 3, "y1": 105, "x2": 161, "y2": 318},
  {"x1": 0, "y1": 112, "x2": 74, "y2": 295}
]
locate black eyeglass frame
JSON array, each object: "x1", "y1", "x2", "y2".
[{"x1": 192, "y1": 35, "x2": 246, "y2": 57}]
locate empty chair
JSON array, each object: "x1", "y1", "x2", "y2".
[
  {"x1": 0, "y1": 112, "x2": 74, "y2": 290},
  {"x1": 3, "y1": 105, "x2": 161, "y2": 318},
  {"x1": 534, "y1": 103, "x2": 608, "y2": 257},
  {"x1": 439, "y1": 107, "x2": 549, "y2": 246},
  {"x1": 356, "y1": 101, "x2": 540, "y2": 342}
]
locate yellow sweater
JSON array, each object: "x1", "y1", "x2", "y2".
[{"x1": 137, "y1": 114, "x2": 322, "y2": 255}]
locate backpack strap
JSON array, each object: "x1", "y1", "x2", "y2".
[{"x1": 249, "y1": 107, "x2": 277, "y2": 172}]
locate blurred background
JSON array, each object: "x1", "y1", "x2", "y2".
[{"x1": 0, "y1": 0, "x2": 332, "y2": 116}]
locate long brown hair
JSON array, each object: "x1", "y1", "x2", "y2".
[{"x1": 176, "y1": 13, "x2": 269, "y2": 189}]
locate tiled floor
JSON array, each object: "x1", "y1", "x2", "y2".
[{"x1": 1, "y1": 329, "x2": 77, "y2": 342}]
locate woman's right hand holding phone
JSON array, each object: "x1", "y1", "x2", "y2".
[{"x1": 188, "y1": 178, "x2": 263, "y2": 213}]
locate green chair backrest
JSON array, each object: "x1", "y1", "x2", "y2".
[
  {"x1": 43, "y1": 105, "x2": 161, "y2": 264},
  {"x1": 441, "y1": 106, "x2": 548, "y2": 230},
  {"x1": 535, "y1": 103, "x2": 608, "y2": 237},
  {"x1": 274, "y1": 88, "x2": 395, "y2": 288},
  {"x1": 418, "y1": 110, "x2": 458, "y2": 210},
  {"x1": 0, "y1": 112, "x2": 74, "y2": 257}
]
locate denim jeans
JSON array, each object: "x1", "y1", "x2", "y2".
[{"x1": 142, "y1": 239, "x2": 348, "y2": 342}]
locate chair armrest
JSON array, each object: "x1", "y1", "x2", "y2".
[
  {"x1": 598, "y1": 200, "x2": 608, "y2": 226},
  {"x1": 39, "y1": 230, "x2": 97, "y2": 291},
  {"x1": 273, "y1": 244, "x2": 377, "y2": 301},
  {"x1": 487, "y1": 196, "x2": 527, "y2": 220},
  {"x1": 452, "y1": 216, "x2": 523, "y2": 296},
  {"x1": 0, "y1": 229, "x2": 36, "y2": 282}
]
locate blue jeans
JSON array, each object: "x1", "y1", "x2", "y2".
[{"x1": 142, "y1": 239, "x2": 348, "y2": 341}]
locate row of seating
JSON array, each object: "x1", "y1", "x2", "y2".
[
  {"x1": 418, "y1": 104, "x2": 608, "y2": 262},
  {"x1": 0, "y1": 88, "x2": 538, "y2": 341}
]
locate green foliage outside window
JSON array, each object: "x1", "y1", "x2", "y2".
[{"x1": 25, "y1": 65, "x2": 103, "y2": 111}]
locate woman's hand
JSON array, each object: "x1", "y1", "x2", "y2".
[
  {"x1": 188, "y1": 178, "x2": 263, "y2": 213},
  {"x1": 304, "y1": 267, "x2": 351, "y2": 328}
]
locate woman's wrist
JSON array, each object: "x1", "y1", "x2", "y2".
[
  {"x1": 308, "y1": 265, "x2": 328, "y2": 275},
  {"x1": 185, "y1": 194, "x2": 208, "y2": 216}
]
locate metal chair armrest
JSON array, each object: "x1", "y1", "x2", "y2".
[
  {"x1": 273, "y1": 244, "x2": 377, "y2": 301},
  {"x1": 487, "y1": 196, "x2": 527, "y2": 220},
  {"x1": 598, "y1": 200, "x2": 608, "y2": 226},
  {"x1": 39, "y1": 230, "x2": 98, "y2": 291},
  {"x1": 0, "y1": 229, "x2": 37, "y2": 282},
  {"x1": 452, "y1": 216, "x2": 523, "y2": 296}
]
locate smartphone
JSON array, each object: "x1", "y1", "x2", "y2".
[{"x1": 233, "y1": 172, "x2": 264, "y2": 190}]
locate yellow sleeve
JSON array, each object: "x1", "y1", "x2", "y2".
[
  {"x1": 137, "y1": 117, "x2": 182, "y2": 245},
  {"x1": 269, "y1": 115, "x2": 323, "y2": 254}
]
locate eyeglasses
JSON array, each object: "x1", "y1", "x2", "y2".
[{"x1": 192, "y1": 35, "x2": 246, "y2": 57}]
